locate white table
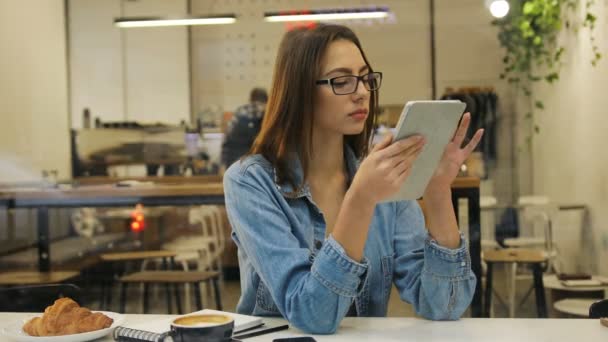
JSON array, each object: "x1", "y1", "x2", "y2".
[
  {"x1": 543, "y1": 274, "x2": 608, "y2": 318},
  {"x1": 2, "y1": 313, "x2": 607, "y2": 341},
  {"x1": 554, "y1": 299, "x2": 598, "y2": 317},
  {"x1": 544, "y1": 275, "x2": 608, "y2": 297}
]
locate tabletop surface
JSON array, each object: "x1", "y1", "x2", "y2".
[
  {"x1": 0, "y1": 177, "x2": 482, "y2": 201},
  {"x1": 554, "y1": 299, "x2": 598, "y2": 317},
  {"x1": 1, "y1": 313, "x2": 607, "y2": 342},
  {"x1": 4, "y1": 183, "x2": 225, "y2": 200},
  {"x1": 544, "y1": 274, "x2": 608, "y2": 292}
]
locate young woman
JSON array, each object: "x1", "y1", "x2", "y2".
[{"x1": 223, "y1": 24, "x2": 483, "y2": 334}]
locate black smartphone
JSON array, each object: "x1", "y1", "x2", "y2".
[{"x1": 272, "y1": 337, "x2": 317, "y2": 342}]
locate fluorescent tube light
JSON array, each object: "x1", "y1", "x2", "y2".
[
  {"x1": 114, "y1": 15, "x2": 236, "y2": 28},
  {"x1": 264, "y1": 7, "x2": 390, "y2": 22}
]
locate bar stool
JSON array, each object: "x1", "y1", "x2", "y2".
[
  {"x1": 483, "y1": 248, "x2": 547, "y2": 318},
  {"x1": 99, "y1": 250, "x2": 177, "y2": 312},
  {"x1": 118, "y1": 270, "x2": 222, "y2": 314}
]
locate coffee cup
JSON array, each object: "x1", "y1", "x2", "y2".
[{"x1": 168, "y1": 314, "x2": 234, "y2": 342}]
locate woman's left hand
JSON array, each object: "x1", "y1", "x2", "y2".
[{"x1": 424, "y1": 112, "x2": 484, "y2": 197}]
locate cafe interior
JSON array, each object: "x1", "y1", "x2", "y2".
[{"x1": 0, "y1": 0, "x2": 607, "y2": 340}]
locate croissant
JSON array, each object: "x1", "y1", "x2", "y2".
[{"x1": 22, "y1": 297, "x2": 113, "y2": 336}]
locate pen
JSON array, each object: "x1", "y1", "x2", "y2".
[{"x1": 232, "y1": 324, "x2": 289, "y2": 340}]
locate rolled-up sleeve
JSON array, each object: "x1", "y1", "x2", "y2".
[
  {"x1": 424, "y1": 234, "x2": 471, "y2": 278},
  {"x1": 312, "y1": 235, "x2": 369, "y2": 298},
  {"x1": 392, "y1": 200, "x2": 476, "y2": 321}
]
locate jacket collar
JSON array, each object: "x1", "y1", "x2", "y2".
[{"x1": 273, "y1": 144, "x2": 360, "y2": 199}]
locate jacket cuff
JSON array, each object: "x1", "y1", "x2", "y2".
[
  {"x1": 311, "y1": 235, "x2": 369, "y2": 297},
  {"x1": 423, "y1": 233, "x2": 472, "y2": 279}
]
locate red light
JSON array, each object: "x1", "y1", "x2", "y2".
[
  {"x1": 130, "y1": 204, "x2": 145, "y2": 232},
  {"x1": 131, "y1": 220, "x2": 145, "y2": 232}
]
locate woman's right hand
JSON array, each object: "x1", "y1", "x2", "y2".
[{"x1": 349, "y1": 133, "x2": 425, "y2": 204}]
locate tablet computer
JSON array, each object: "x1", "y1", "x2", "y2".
[{"x1": 382, "y1": 100, "x2": 466, "y2": 202}]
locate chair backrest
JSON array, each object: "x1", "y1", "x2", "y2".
[
  {"x1": 518, "y1": 195, "x2": 550, "y2": 206},
  {"x1": 495, "y1": 206, "x2": 520, "y2": 247},
  {"x1": 517, "y1": 195, "x2": 557, "y2": 251},
  {"x1": 206, "y1": 206, "x2": 225, "y2": 250},
  {"x1": 0, "y1": 283, "x2": 81, "y2": 312},
  {"x1": 480, "y1": 195, "x2": 498, "y2": 245},
  {"x1": 589, "y1": 299, "x2": 608, "y2": 318},
  {"x1": 188, "y1": 205, "x2": 225, "y2": 252},
  {"x1": 480, "y1": 195, "x2": 497, "y2": 208}
]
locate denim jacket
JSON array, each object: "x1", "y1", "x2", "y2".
[{"x1": 223, "y1": 146, "x2": 476, "y2": 334}]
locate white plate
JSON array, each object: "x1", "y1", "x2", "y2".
[{"x1": 1, "y1": 311, "x2": 125, "y2": 342}]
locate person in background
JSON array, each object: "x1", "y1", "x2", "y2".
[
  {"x1": 223, "y1": 24, "x2": 483, "y2": 334},
  {"x1": 220, "y1": 88, "x2": 268, "y2": 173}
]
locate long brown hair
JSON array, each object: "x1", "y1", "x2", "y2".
[{"x1": 250, "y1": 24, "x2": 379, "y2": 189}]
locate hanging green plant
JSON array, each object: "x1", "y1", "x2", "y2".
[{"x1": 492, "y1": 0, "x2": 601, "y2": 135}]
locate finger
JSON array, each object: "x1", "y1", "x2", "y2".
[
  {"x1": 386, "y1": 159, "x2": 410, "y2": 185},
  {"x1": 452, "y1": 112, "x2": 471, "y2": 147},
  {"x1": 385, "y1": 147, "x2": 422, "y2": 183},
  {"x1": 391, "y1": 155, "x2": 414, "y2": 176},
  {"x1": 393, "y1": 163, "x2": 413, "y2": 186},
  {"x1": 378, "y1": 135, "x2": 424, "y2": 159},
  {"x1": 372, "y1": 133, "x2": 393, "y2": 153},
  {"x1": 387, "y1": 143, "x2": 423, "y2": 168},
  {"x1": 463, "y1": 128, "x2": 484, "y2": 155},
  {"x1": 392, "y1": 147, "x2": 424, "y2": 183}
]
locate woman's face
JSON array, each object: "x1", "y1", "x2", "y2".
[{"x1": 313, "y1": 39, "x2": 371, "y2": 137}]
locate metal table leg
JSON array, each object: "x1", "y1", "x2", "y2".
[{"x1": 37, "y1": 207, "x2": 50, "y2": 272}]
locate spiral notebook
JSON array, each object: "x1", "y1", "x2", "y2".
[{"x1": 113, "y1": 309, "x2": 263, "y2": 342}]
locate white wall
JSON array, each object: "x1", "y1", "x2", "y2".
[
  {"x1": 531, "y1": 1, "x2": 608, "y2": 275},
  {"x1": 69, "y1": 0, "x2": 124, "y2": 128},
  {"x1": 69, "y1": 0, "x2": 190, "y2": 128},
  {"x1": 122, "y1": 0, "x2": 190, "y2": 124},
  {"x1": 0, "y1": 0, "x2": 70, "y2": 182}
]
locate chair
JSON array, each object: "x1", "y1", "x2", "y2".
[
  {"x1": 0, "y1": 284, "x2": 81, "y2": 312},
  {"x1": 143, "y1": 205, "x2": 226, "y2": 312},
  {"x1": 486, "y1": 196, "x2": 561, "y2": 317},
  {"x1": 167, "y1": 205, "x2": 226, "y2": 272},
  {"x1": 504, "y1": 196, "x2": 559, "y2": 271}
]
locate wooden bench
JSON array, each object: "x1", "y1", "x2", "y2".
[
  {"x1": 99, "y1": 250, "x2": 177, "y2": 311},
  {"x1": 118, "y1": 270, "x2": 222, "y2": 314},
  {"x1": 0, "y1": 271, "x2": 79, "y2": 285},
  {"x1": 100, "y1": 250, "x2": 177, "y2": 262}
]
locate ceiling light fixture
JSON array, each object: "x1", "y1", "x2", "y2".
[
  {"x1": 114, "y1": 14, "x2": 237, "y2": 28},
  {"x1": 264, "y1": 7, "x2": 390, "y2": 22}
]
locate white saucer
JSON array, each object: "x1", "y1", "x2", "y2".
[{"x1": 1, "y1": 311, "x2": 125, "y2": 342}]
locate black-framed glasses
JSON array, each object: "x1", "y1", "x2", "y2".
[{"x1": 315, "y1": 72, "x2": 383, "y2": 95}]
